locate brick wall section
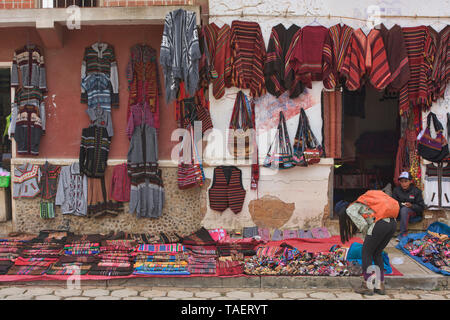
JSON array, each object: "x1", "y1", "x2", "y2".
[{"x1": 0, "y1": 0, "x2": 194, "y2": 8}]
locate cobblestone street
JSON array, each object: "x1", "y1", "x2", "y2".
[{"x1": 0, "y1": 285, "x2": 448, "y2": 300}]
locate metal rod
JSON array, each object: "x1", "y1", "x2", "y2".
[{"x1": 204, "y1": 13, "x2": 450, "y2": 22}]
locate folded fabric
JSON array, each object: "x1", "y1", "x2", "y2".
[
  {"x1": 14, "y1": 257, "x2": 58, "y2": 267},
  {"x1": 46, "y1": 263, "x2": 92, "y2": 275},
  {"x1": 136, "y1": 243, "x2": 184, "y2": 254},
  {"x1": 243, "y1": 226, "x2": 259, "y2": 239},
  {"x1": 258, "y1": 228, "x2": 271, "y2": 241},
  {"x1": 283, "y1": 229, "x2": 299, "y2": 239},
  {"x1": 102, "y1": 240, "x2": 137, "y2": 247},
  {"x1": 182, "y1": 227, "x2": 216, "y2": 246},
  {"x1": 216, "y1": 260, "x2": 244, "y2": 276},
  {"x1": 319, "y1": 227, "x2": 331, "y2": 238},
  {"x1": 311, "y1": 228, "x2": 322, "y2": 239},
  {"x1": 57, "y1": 255, "x2": 99, "y2": 264},
  {"x1": 299, "y1": 230, "x2": 313, "y2": 239},
  {"x1": 7, "y1": 265, "x2": 48, "y2": 275},
  {"x1": 88, "y1": 266, "x2": 133, "y2": 276},
  {"x1": 271, "y1": 229, "x2": 283, "y2": 241},
  {"x1": 97, "y1": 261, "x2": 132, "y2": 268},
  {"x1": 255, "y1": 246, "x2": 283, "y2": 258}
]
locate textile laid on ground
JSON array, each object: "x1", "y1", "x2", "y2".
[
  {"x1": 185, "y1": 245, "x2": 217, "y2": 274},
  {"x1": 264, "y1": 23, "x2": 303, "y2": 98},
  {"x1": 10, "y1": 87, "x2": 46, "y2": 155},
  {"x1": 88, "y1": 241, "x2": 136, "y2": 276},
  {"x1": 230, "y1": 20, "x2": 266, "y2": 98},
  {"x1": 397, "y1": 222, "x2": 450, "y2": 276},
  {"x1": 160, "y1": 8, "x2": 201, "y2": 103},
  {"x1": 244, "y1": 244, "x2": 362, "y2": 276},
  {"x1": 182, "y1": 227, "x2": 216, "y2": 246},
  {"x1": 133, "y1": 243, "x2": 189, "y2": 275},
  {"x1": 7, "y1": 242, "x2": 63, "y2": 275},
  {"x1": 0, "y1": 239, "x2": 29, "y2": 275}
]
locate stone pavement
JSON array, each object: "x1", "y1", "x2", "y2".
[{"x1": 0, "y1": 285, "x2": 448, "y2": 300}]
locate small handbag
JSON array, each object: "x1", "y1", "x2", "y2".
[
  {"x1": 293, "y1": 108, "x2": 323, "y2": 166},
  {"x1": 177, "y1": 125, "x2": 205, "y2": 189},
  {"x1": 263, "y1": 111, "x2": 296, "y2": 170},
  {"x1": 228, "y1": 91, "x2": 254, "y2": 159},
  {"x1": 40, "y1": 201, "x2": 55, "y2": 219},
  {"x1": 417, "y1": 112, "x2": 449, "y2": 163}
]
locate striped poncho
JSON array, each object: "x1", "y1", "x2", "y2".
[
  {"x1": 341, "y1": 28, "x2": 392, "y2": 91},
  {"x1": 202, "y1": 22, "x2": 232, "y2": 99},
  {"x1": 230, "y1": 20, "x2": 266, "y2": 98},
  {"x1": 322, "y1": 23, "x2": 354, "y2": 90},
  {"x1": 160, "y1": 9, "x2": 201, "y2": 103},
  {"x1": 399, "y1": 26, "x2": 436, "y2": 115},
  {"x1": 265, "y1": 23, "x2": 304, "y2": 98}
]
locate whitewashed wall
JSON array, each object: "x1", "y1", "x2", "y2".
[{"x1": 201, "y1": 0, "x2": 450, "y2": 231}]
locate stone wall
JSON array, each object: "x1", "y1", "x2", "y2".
[{"x1": 13, "y1": 167, "x2": 205, "y2": 235}]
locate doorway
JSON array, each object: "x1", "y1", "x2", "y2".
[{"x1": 333, "y1": 85, "x2": 400, "y2": 211}]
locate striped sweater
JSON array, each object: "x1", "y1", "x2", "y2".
[
  {"x1": 79, "y1": 125, "x2": 111, "y2": 178},
  {"x1": 203, "y1": 22, "x2": 232, "y2": 99},
  {"x1": 432, "y1": 25, "x2": 450, "y2": 101},
  {"x1": 230, "y1": 20, "x2": 266, "y2": 98},
  {"x1": 81, "y1": 43, "x2": 119, "y2": 107},
  {"x1": 10, "y1": 87, "x2": 46, "y2": 135},
  {"x1": 11, "y1": 45, "x2": 47, "y2": 91},
  {"x1": 341, "y1": 28, "x2": 392, "y2": 91},
  {"x1": 399, "y1": 26, "x2": 436, "y2": 115},
  {"x1": 322, "y1": 24, "x2": 354, "y2": 90},
  {"x1": 265, "y1": 23, "x2": 304, "y2": 98}
]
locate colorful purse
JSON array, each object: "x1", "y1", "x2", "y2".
[
  {"x1": 177, "y1": 125, "x2": 205, "y2": 189},
  {"x1": 228, "y1": 91, "x2": 254, "y2": 159},
  {"x1": 417, "y1": 112, "x2": 449, "y2": 163},
  {"x1": 263, "y1": 111, "x2": 296, "y2": 170},
  {"x1": 293, "y1": 108, "x2": 323, "y2": 166}
]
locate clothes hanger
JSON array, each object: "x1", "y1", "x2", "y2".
[{"x1": 306, "y1": 16, "x2": 323, "y2": 27}]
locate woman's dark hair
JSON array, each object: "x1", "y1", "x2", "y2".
[{"x1": 337, "y1": 205, "x2": 358, "y2": 243}]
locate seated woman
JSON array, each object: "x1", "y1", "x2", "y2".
[
  {"x1": 392, "y1": 172, "x2": 425, "y2": 239},
  {"x1": 336, "y1": 190, "x2": 399, "y2": 295}
]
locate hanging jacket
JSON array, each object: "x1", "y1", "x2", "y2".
[
  {"x1": 11, "y1": 44, "x2": 47, "y2": 91},
  {"x1": 12, "y1": 163, "x2": 40, "y2": 199},
  {"x1": 55, "y1": 162, "x2": 88, "y2": 216},
  {"x1": 39, "y1": 162, "x2": 61, "y2": 201},
  {"x1": 79, "y1": 125, "x2": 111, "y2": 178},
  {"x1": 81, "y1": 42, "x2": 119, "y2": 107},
  {"x1": 208, "y1": 166, "x2": 246, "y2": 214}
]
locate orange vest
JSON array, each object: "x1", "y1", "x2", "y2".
[{"x1": 356, "y1": 190, "x2": 399, "y2": 222}]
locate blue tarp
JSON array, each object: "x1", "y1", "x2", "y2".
[
  {"x1": 395, "y1": 222, "x2": 450, "y2": 276},
  {"x1": 346, "y1": 242, "x2": 393, "y2": 274}
]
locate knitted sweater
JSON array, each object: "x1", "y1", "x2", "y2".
[
  {"x1": 81, "y1": 43, "x2": 119, "y2": 107},
  {"x1": 79, "y1": 125, "x2": 111, "y2": 178},
  {"x1": 11, "y1": 44, "x2": 47, "y2": 91},
  {"x1": 55, "y1": 162, "x2": 88, "y2": 216}
]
